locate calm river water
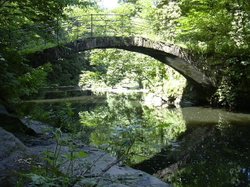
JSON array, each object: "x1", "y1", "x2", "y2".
[{"x1": 18, "y1": 92, "x2": 250, "y2": 186}]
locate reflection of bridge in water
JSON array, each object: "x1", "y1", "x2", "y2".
[{"x1": 11, "y1": 14, "x2": 215, "y2": 101}]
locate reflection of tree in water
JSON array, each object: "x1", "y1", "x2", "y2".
[
  {"x1": 18, "y1": 100, "x2": 96, "y2": 133},
  {"x1": 79, "y1": 93, "x2": 186, "y2": 165}
]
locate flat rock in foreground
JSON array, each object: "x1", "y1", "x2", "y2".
[{"x1": 0, "y1": 120, "x2": 171, "y2": 187}]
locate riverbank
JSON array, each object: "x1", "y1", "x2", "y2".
[
  {"x1": 0, "y1": 107, "x2": 170, "y2": 187},
  {"x1": 2, "y1": 91, "x2": 250, "y2": 186}
]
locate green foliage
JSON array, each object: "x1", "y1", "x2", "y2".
[
  {"x1": 18, "y1": 64, "x2": 52, "y2": 98},
  {"x1": 42, "y1": 102, "x2": 80, "y2": 132},
  {"x1": 0, "y1": 0, "x2": 97, "y2": 104},
  {"x1": 0, "y1": 49, "x2": 52, "y2": 103},
  {"x1": 0, "y1": 0, "x2": 94, "y2": 29},
  {"x1": 18, "y1": 128, "x2": 88, "y2": 187},
  {"x1": 137, "y1": 0, "x2": 180, "y2": 40},
  {"x1": 79, "y1": 49, "x2": 186, "y2": 99},
  {"x1": 112, "y1": 1, "x2": 138, "y2": 16},
  {"x1": 146, "y1": 0, "x2": 250, "y2": 108},
  {"x1": 212, "y1": 58, "x2": 250, "y2": 109},
  {"x1": 172, "y1": 0, "x2": 250, "y2": 59},
  {"x1": 17, "y1": 101, "x2": 84, "y2": 133},
  {"x1": 0, "y1": 0, "x2": 95, "y2": 51},
  {"x1": 24, "y1": 173, "x2": 70, "y2": 187},
  {"x1": 176, "y1": 1, "x2": 234, "y2": 54},
  {"x1": 0, "y1": 0, "x2": 99, "y2": 101},
  {"x1": 48, "y1": 53, "x2": 91, "y2": 86}
]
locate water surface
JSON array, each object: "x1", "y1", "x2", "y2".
[{"x1": 18, "y1": 93, "x2": 250, "y2": 186}]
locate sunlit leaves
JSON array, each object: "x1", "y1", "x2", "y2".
[
  {"x1": 79, "y1": 48, "x2": 185, "y2": 98},
  {"x1": 176, "y1": 0, "x2": 250, "y2": 55},
  {"x1": 153, "y1": 1, "x2": 182, "y2": 40},
  {"x1": 64, "y1": 150, "x2": 88, "y2": 161},
  {"x1": 17, "y1": 64, "x2": 52, "y2": 97}
]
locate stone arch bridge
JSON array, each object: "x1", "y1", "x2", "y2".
[{"x1": 28, "y1": 36, "x2": 215, "y2": 102}]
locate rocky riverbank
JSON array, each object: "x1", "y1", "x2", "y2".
[{"x1": 0, "y1": 107, "x2": 170, "y2": 187}]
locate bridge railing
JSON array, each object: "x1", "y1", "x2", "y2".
[{"x1": 8, "y1": 14, "x2": 149, "y2": 52}]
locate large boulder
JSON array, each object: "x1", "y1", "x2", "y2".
[
  {"x1": 0, "y1": 104, "x2": 36, "y2": 135},
  {"x1": 0, "y1": 127, "x2": 30, "y2": 186},
  {"x1": 0, "y1": 117, "x2": 171, "y2": 187},
  {"x1": 29, "y1": 141, "x2": 171, "y2": 187}
]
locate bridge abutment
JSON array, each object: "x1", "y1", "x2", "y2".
[{"x1": 180, "y1": 81, "x2": 212, "y2": 106}]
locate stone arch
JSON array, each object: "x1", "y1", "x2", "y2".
[{"x1": 28, "y1": 36, "x2": 215, "y2": 96}]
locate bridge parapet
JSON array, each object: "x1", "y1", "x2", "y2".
[{"x1": 9, "y1": 14, "x2": 148, "y2": 51}]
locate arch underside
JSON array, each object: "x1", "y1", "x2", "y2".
[{"x1": 29, "y1": 36, "x2": 215, "y2": 92}]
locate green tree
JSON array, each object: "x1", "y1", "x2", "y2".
[
  {"x1": 175, "y1": 0, "x2": 250, "y2": 108},
  {"x1": 0, "y1": 0, "x2": 98, "y2": 104},
  {"x1": 79, "y1": 48, "x2": 185, "y2": 99}
]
